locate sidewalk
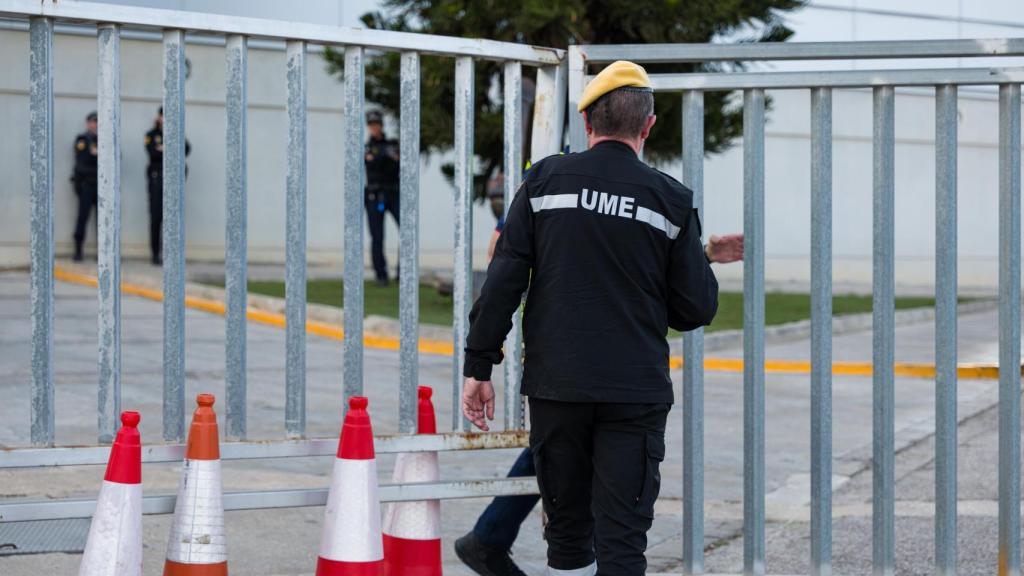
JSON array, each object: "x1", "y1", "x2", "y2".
[{"x1": 0, "y1": 268, "x2": 1019, "y2": 574}]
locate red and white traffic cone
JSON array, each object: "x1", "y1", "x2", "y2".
[
  {"x1": 316, "y1": 396, "x2": 384, "y2": 575},
  {"x1": 163, "y1": 394, "x2": 227, "y2": 575},
  {"x1": 79, "y1": 411, "x2": 143, "y2": 576},
  {"x1": 383, "y1": 386, "x2": 442, "y2": 576}
]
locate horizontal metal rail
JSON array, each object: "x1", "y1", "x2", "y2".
[
  {"x1": 0, "y1": 431, "x2": 530, "y2": 469},
  {"x1": 579, "y1": 38, "x2": 1024, "y2": 63},
  {"x1": 0, "y1": 0, "x2": 562, "y2": 64},
  {"x1": 0, "y1": 477, "x2": 540, "y2": 523},
  {"x1": 640, "y1": 66, "x2": 1024, "y2": 91}
]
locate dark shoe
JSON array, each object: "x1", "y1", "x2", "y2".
[
  {"x1": 73, "y1": 246, "x2": 83, "y2": 262},
  {"x1": 151, "y1": 255, "x2": 162, "y2": 266},
  {"x1": 375, "y1": 277, "x2": 389, "y2": 288},
  {"x1": 454, "y1": 532, "x2": 527, "y2": 576}
]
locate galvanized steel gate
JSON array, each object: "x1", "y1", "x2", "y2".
[
  {"x1": 0, "y1": 0, "x2": 563, "y2": 516},
  {"x1": 2, "y1": 0, "x2": 1024, "y2": 573},
  {"x1": 568, "y1": 41, "x2": 1024, "y2": 575}
]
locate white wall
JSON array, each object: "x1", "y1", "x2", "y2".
[{"x1": 0, "y1": 26, "x2": 499, "y2": 271}]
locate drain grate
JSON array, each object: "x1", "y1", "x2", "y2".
[{"x1": 0, "y1": 518, "x2": 90, "y2": 555}]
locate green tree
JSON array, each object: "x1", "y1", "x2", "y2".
[{"x1": 324, "y1": 0, "x2": 804, "y2": 206}]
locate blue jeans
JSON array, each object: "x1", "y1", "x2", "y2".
[{"x1": 472, "y1": 447, "x2": 540, "y2": 551}]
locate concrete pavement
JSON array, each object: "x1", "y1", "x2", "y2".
[{"x1": 0, "y1": 268, "x2": 1019, "y2": 574}]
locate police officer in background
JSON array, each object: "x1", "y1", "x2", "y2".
[
  {"x1": 462, "y1": 61, "x2": 726, "y2": 575},
  {"x1": 145, "y1": 107, "x2": 190, "y2": 265},
  {"x1": 71, "y1": 112, "x2": 99, "y2": 261},
  {"x1": 364, "y1": 109, "x2": 400, "y2": 286}
]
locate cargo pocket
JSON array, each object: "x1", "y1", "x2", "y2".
[
  {"x1": 635, "y1": 432, "x2": 666, "y2": 517},
  {"x1": 532, "y1": 441, "x2": 559, "y2": 508}
]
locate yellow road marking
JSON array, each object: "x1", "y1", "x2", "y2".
[{"x1": 54, "y1": 265, "x2": 1008, "y2": 380}]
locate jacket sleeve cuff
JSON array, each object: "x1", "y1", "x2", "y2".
[{"x1": 463, "y1": 354, "x2": 494, "y2": 381}]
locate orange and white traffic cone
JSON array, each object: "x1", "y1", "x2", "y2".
[
  {"x1": 163, "y1": 394, "x2": 227, "y2": 576},
  {"x1": 79, "y1": 411, "x2": 143, "y2": 576},
  {"x1": 316, "y1": 396, "x2": 384, "y2": 575},
  {"x1": 382, "y1": 386, "x2": 442, "y2": 576}
]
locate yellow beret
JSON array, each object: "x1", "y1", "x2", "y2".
[{"x1": 577, "y1": 60, "x2": 652, "y2": 112}]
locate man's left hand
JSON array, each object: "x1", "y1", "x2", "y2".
[{"x1": 706, "y1": 234, "x2": 744, "y2": 264}]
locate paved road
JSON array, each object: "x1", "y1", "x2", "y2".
[{"x1": 0, "y1": 269, "x2": 1018, "y2": 574}]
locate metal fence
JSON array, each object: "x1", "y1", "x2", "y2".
[
  {"x1": 569, "y1": 40, "x2": 1024, "y2": 575},
  {"x1": 0, "y1": 0, "x2": 565, "y2": 519}
]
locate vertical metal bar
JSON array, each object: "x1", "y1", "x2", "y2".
[
  {"x1": 681, "y1": 90, "x2": 705, "y2": 575},
  {"x1": 872, "y1": 85, "x2": 896, "y2": 576},
  {"x1": 398, "y1": 51, "x2": 420, "y2": 434},
  {"x1": 567, "y1": 46, "x2": 587, "y2": 154},
  {"x1": 96, "y1": 24, "x2": 121, "y2": 445},
  {"x1": 285, "y1": 40, "x2": 307, "y2": 438},
  {"x1": 934, "y1": 84, "x2": 958, "y2": 576},
  {"x1": 452, "y1": 56, "x2": 474, "y2": 431},
  {"x1": 502, "y1": 61, "x2": 524, "y2": 431},
  {"x1": 29, "y1": 17, "x2": 54, "y2": 447},
  {"x1": 224, "y1": 34, "x2": 248, "y2": 440},
  {"x1": 343, "y1": 46, "x2": 366, "y2": 407},
  {"x1": 743, "y1": 88, "x2": 766, "y2": 576},
  {"x1": 998, "y1": 82, "x2": 1021, "y2": 576},
  {"x1": 810, "y1": 87, "x2": 833, "y2": 576},
  {"x1": 531, "y1": 62, "x2": 567, "y2": 159},
  {"x1": 162, "y1": 29, "x2": 186, "y2": 443}
]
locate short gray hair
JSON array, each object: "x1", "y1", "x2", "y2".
[{"x1": 586, "y1": 88, "x2": 654, "y2": 139}]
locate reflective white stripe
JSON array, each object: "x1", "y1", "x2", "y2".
[
  {"x1": 634, "y1": 206, "x2": 681, "y2": 239},
  {"x1": 320, "y1": 458, "x2": 384, "y2": 562},
  {"x1": 165, "y1": 459, "x2": 227, "y2": 564},
  {"x1": 383, "y1": 452, "x2": 441, "y2": 540},
  {"x1": 530, "y1": 194, "x2": 579, "y2": 212},
  {"x1": 547, "y1": 562, "x2": 597, "y2": 576},
  {"x1": 79, "y1": 480, "x2": 142, "y2": 576}
]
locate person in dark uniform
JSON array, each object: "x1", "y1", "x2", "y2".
[
  {"x1": 461, "y1": 61, "x2": 728, "y2": 575},
  {"x1": 71, "y1": 112, "x2": 99, "y2": 261},
  {"x1": 144, "y1": 107, "x2": 190, "y2": 265},
  {"x1": 364, "y1": 109, "x2": 400, "y2": 286}
]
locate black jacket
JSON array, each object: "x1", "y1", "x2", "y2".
[
  {"x1": 463, "y1": 140, "x2": 718, "y2": 404},
  {"x1": 145, "y1": 127, "x2": 191, "y2": 179},
  {"x1": 73, "y1": 132, "x2": 98, "y2": 188},
  {"x1": 364, "y1": 135, "x2": 399, "y2": 192}
]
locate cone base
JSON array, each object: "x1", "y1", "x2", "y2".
[
  {"x1": 383, "y1": 534, "x2": 442, "y2": 576},
  {"x1": 163, "y1": 559, "x2": 228, "y2": 576},
  {"x1": 316, "y1": 556, "x2": 384, "y2": 576}
]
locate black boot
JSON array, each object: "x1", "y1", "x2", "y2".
[
  {"x1": 454, "y1": 532, "x2": 527, "y2": 576},
  {"x1": 73, "y1": 243, "x2": 83, "y2": 262}
]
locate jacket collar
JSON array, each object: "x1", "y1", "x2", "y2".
[{"x1": 590, "y1": 139, "x2": 638, "y2": 158}]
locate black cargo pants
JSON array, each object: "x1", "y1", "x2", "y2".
[{"x1": 529, "y1": 397, "x2": 670, "y2": 575}]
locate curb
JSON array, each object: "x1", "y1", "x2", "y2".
[{"x1": 52, "y1": 263, "x2": 1007, "y2": 380}]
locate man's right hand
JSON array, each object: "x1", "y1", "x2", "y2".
[{"x1": 462, "y1": 377, "x2": 495, "y2": 431}]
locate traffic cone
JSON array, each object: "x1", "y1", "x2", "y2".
[
  {"x1": 79, "y1": 411, "x2": 143, "y2": 576},
  {"x1": 163, "y1": 394, "x2": 227, "y2": 575},
  {"x1": 316, "y1": 396, "x2": 384, "y2": 575},
  {"x1": 382, "y1": 386, "x2": 442, "y2": 576}
]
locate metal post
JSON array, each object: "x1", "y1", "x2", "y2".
[
  {"x1": 998, "y1": 82, "x2": 1021, "y2": 576},
  {"x1": 743, "y1": 88, "x2": 766, "y2": 576},
  {"x1": 29, "y1": 17, "x2": 54, "y2": 447},
  {"x1": 681, "y1": 90, "x2": 705, "y2": 575},
  {"x1": 343, "y1": 46, "x2": 366, "y2": 407},
  {"x1": 96, "y1": 23, "x2": 121, "y2": 445},
  {"x1": 225, "y1": 34, "x2": 248, "y2": 440},
  {"x1": 502, "y1": 61, "x2": 524, "y2": 431},
  {"x1": 398, "y1": 51, "x2": 421, "y2": 434},
  {"x1": 532, "y1": 62, "x2": 567, "y2": 158},
  {"x1": 872, "y1": 85, "x2": 896, "y2": 576},
  {"x1": 810, "y1": 86, "x2": 833, "y2": 576},
  {"x1": 162, "y1": 29, "x2": 186, "y2": 443},
  {"x1": 285, "y1": 40, "x2": 307, "y2": 438},
  {"x1": 934, "y1": 84, "x2": 958, "y2": 576},
  {"x1": 567, "y1": 46, "x2": 587, "y2": 154},
  {"x1": 452, "y1": 56, "x2": 474, "y2": 431}
]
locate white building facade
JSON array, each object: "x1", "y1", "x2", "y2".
[{"x1": 0, "y1": 0, "x2": 1021, "y2": 293}]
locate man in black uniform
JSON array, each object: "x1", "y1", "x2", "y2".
[
  {"x1": 364, "y1": 109, "x2": 400, "y2": 286},
  {"x1": 72, "y1": 112, "x2": 99, "y2": 261},
  {"x1": 144, "y1": 107, "x2": 190, "y2": 265},
  {"x1": 462, "y1": 61, "x2": 720, "y2": 575}
]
